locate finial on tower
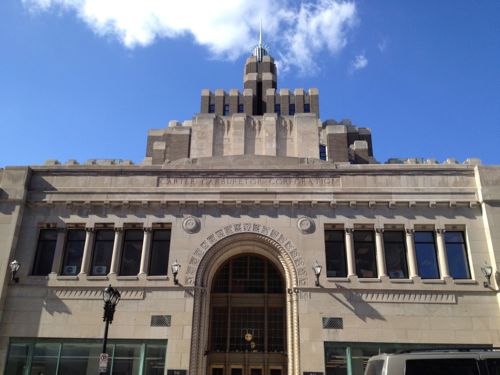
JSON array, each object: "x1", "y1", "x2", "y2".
[
  {"x1": 259, "y1": 19, "x2": 262, "y2": 46},
  {"x1": 252, "y1": 19, "x2": 268, "y2": 62}
]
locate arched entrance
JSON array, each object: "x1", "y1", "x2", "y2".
[
  {"x1": 207, "y1": 254, "x2": 287, "y2": 375},
  {"x1": 188, "y1": 232, "x2": 301, "y2": 375}
]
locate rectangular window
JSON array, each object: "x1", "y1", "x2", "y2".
[
  {"x1": 319, "y1": 145, "x2": 327, "y2": 161},
  {"x1": 119, "y1": 229, "x2": 144, "y2": 276},
  {"x1": 353, "y1": 230, "x2": 377, "y2": 278},
  {"x1": 238, "y1": 103, "x2": 244, "y2": 113},
  {"x1": 414, "y1": 231, "x2": 440, "y2": 279},
  {"x1": 274, "y1": 103, "x2": 281, "y2": 115},
  {"x1": 223, "y1": 104, "x2": 230, "y2": 116},
  {"x1": 289, "y1": 103, "x2": 296, "y2": 115},
  {"x1": 325, "y1": 230, "x2": 347, "y2": 277},
  {"x1": 304, "y1": 103, "x2": 310, "y2": 113},
  {"x1": 32, "y1": 229, "x2": 58, "y2": 276},
  {"x1": 445, "y1": 231, "x2": 471, "y2": 279},
  {"x1": 383, "y1": 231, "x2": 408, "y2": 279},
  {"x1": 6, "y1": 339, "x2": 166, "y2": 375},
  {"x1": 61, "y1": 229, "x2": 86, "y2": 275},
  {"x1": 149, "y1": 229, "x2": 171, "y2": 276},
  {"x1": 209, "y1": 104, "x2": 215, "y2": 113},
  {"x1": 89, "y1": 229, "x2": 114, "y2": 276}
]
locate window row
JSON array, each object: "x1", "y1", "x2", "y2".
[
  {"x1": 324, "y1": 228, "x2": 471, "y2": 280},
  {"x1": 32, "y1": 227, "x2": 171, "y2": 277}
]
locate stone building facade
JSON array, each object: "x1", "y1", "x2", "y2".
[{"x1": 0, "y1": 42, "x2": 499, "y2": 375}]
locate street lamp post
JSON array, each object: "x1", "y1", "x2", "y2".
[{"x1": 100, "y1": 285, "x2": 121, "y2": 374}]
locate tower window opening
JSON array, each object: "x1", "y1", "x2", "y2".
[
  {"x1": 319, "y1": 145, "x2": 327, "y2": 161},
  {"x1": 304, "y1": 103, "x2": 310, "y2": 113},
  {"x1": 238, "y1": 104, "x2": 244, "y2": 113},
  {"x1": 209, "y1": 104, "x2": 215, "y2": 114},
  {"x1": 289, "y1": 104, "x2": 296, "y2": 115},
  {"x1": 223, "y1": 104, "x2": 229, "y2": 116},
  {"x1": 274, "y1": 104, "x2": 281, "y2": 115}
]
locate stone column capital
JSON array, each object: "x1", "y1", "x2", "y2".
[
  {"x1": 143, "y1": 227, "x2": 153, "y2": 233},
  {"x1": 375, "y1": 228, "x2": 384, "y2": 234},
  {"x1": 436, "y1": 228, "x2": 446, "y2": 234},
  {"x1": 405, "y1": 228, "x2": 415, "y2": 235}
]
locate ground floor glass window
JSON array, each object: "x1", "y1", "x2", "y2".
[{"x1": 5, "y1": 339, "x2": 166, "y2": 375}]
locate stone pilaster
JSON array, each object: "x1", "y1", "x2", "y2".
[
  {"x1": 139, "y1": 227, "x2": 152, "y2": 276},
  {"x1": 405, "y1": 228, "x2": 418, "y2": 278},
  {"x1": 79, "y1": 227, "x2": 94, "y2": 276},
  {"x1": 345, "y1": 228, "x2": 356, "y2": 277},
  {"x1": 375, "y1": 228, "x2": 387, "y2": 278},
  {"x1": 436, "y1": 228, "x2": 450, "y2": 279},
  {"x1": 109, "y1": 227, "x2": 123, "y2": 276}
]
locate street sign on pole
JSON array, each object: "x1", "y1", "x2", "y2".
[{"x1": 98, "y1": 353, "x2": 109, "y2": 373}]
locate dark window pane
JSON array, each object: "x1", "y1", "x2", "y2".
[
  {"x1": 325, "y1": 230, "x2": 347, "y2": 277},
  {"x1": 238, "y1": 104, "x2": 244, "y2": 113},
  {"x1": 32, "y1": 229, "x2": 58, "y2": 276},
  {"x1": 144, "y1": 344, "x2": 166, "y2": 375},
  {"x1": 90, "y1": 229, "x2": 114, "y2": 275},
  {"x1": 354, "y1": 231, "x2": 377, "y2": 278},
  {"x1": 274, "y1": 103, "x2": 281, "y2": 115},
  {"x1": 289, "y1": 103, "x2": 295, "y2": 115},
  {"x1": 149, "y1": 230, "x2": 171, "y2": 276},
  {"x1": 59, "y1": 342, "x2": 101, "y2": 375},
  {"x1": 223, "y1": 104, "x2": 229, "y2": 115},
  {"x1": 61, "y1": 229, "x2": 85, "y2": 275},
  {"x1": 113, "y1": 344, "x2": 141, "y2": 374},
  {"x1": 414, "y1": 231, "x2": 439, "y2": 279},
  {"x1": 304, "y1": 103, "x2": 310, "y2": 113},
  {"x1": 210, "y1": 307, "x2": 228, "y2": 352},
  {"x1": 445, "y1": 231, "x2": 464, "y2": 243},
  {"x1": 319, "y1": 145, "x2": 327, "y2": 161},
  {"x1": 120, "y1": 229, "x2": 143, "y2": 276},
  {"x1": 268, "y1": 307, "x2": 284, "y2": 352},
  {"x1": 406, "y1": 358, "x2": 479, "y2": 375},
  {"x1": 209, "y1": 104, "x2": 215, "y2": 113},
  {"x1": 445, "y1": 231, "x2": 470, "y2": 279},
  {"x1": 383, "y1": 231, "x2": 408, "y2": 279},
  {"x1": 30, "y1": 342, "x2": 59, "y2": 375},
  {"x1": 229, "y1": 307, "x2": 264, "y2": 352},
  {"x1": 414, "y1": 231, "x2": 434, "y2": 242},
  {"x1": 5, "y1": 343, "x2": 30, "y2": 375}
]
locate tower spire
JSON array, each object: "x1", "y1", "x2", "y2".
[
  {"x1": 252, "y1": 20, "x2": 268, "y2": 62},
  {"x1": 259, "y1": 19, "x2": 262, "y2": 46}
]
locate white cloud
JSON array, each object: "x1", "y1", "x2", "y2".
[
  {"x1": 22, "y1": 0, "x2": 357, "y2": 74},
  {"x1": 350, "y1": 52, "x2": 368, "y2": 72}
]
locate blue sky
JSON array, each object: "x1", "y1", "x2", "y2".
[{"x1": 1, "y1": 0, "x2": 499, "y2": 166}]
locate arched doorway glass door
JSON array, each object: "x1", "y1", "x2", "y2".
[{"x1": 208, "y1": 254, "x2": 287, "y2": 375}]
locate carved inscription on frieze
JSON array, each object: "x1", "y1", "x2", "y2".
[
  {"x1": 184, "y1": 223, "x2": 307, "y2": 287},
  {"x1": 158, "y1": 176, "x2": 339, "y2": 188}
]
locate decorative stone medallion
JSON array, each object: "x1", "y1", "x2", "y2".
[
  {"x1": 182, "y1": 216, "x2": 200, "y2": 234},
  {"x1": 297, "y1": 216, "x2": 315, "y2": 234}
]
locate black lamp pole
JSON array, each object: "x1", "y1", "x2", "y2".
[{"x1": 100, "y1": 285, "x2": 121, "y2": 374}]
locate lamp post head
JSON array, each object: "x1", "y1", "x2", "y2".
[
  {"x1": 9, "y1": 260, "x2": 20, "y2": 283},
  {"x1": 482, "y1": 265, "x2": 493, "y2": 278},
  {"x1": 103, "y1": 285, "x2": 121, "y2": 306},
  {"x1": 312, "y1": 261, "x2": 322, "y2": 286},
  {"x1": 171, "y1": 260, "x2": 181, "y2": 285},
  {"x1": 481, "y1": 265, "x2": 494, "y2": 288}
]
